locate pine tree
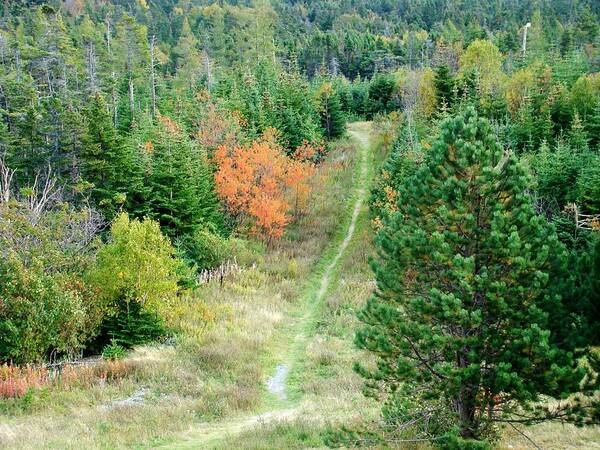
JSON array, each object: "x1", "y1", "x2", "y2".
[{"x1": 356, "y1": 109, "x2": 590, "y2": 443}]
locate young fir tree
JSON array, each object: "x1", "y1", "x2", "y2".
[
  {"x1": 585, "y1": 100, "x2": 600, "y2": 150},
  {"x1": 370, "y1": 123, "x2": 424, "y2": 221},
  {"x1": 561, "y1": 237, "x2": 600, "y2": 346},
  {"x1": 569, "y1": 112, "x2": 590, "y2": 152},
  {"x1": 270, "y1": 66, "x2": 322, "y2": 150},
  {"x1": 355, "y1": 109, "x2": 593, "y2": 445},
  {"x1": 577, "y1": 156, "x2": 600, "y2": 214}
]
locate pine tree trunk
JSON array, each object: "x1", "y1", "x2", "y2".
[{"x1": 456, "y1": 349, "x2": 477, "y2": 439}]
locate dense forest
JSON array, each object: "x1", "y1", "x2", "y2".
[{"x1": 0, "y1": 0, "x2": 600, "y2": 448}]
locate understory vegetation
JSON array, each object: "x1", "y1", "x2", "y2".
[{"x1": 1, "y1": 0, "x2": 600, "y2": 449}]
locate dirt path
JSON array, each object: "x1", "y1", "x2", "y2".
[{"x1": 160, "y1": 123, "x2": 373, "y2": 449}]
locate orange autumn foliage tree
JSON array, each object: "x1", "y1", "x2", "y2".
[{"x1": 214, "y1": 130, "x2": 315, "y2": 240}]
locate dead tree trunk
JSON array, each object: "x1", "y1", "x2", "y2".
[
  {"x1": 150, "y1": 35, "x2": 157, "y2": 118},
  {"x1": 128, "y1": 76, "x2": 135, "y2": 123},
  {"x1": 86, "y1": 42, "x2": 98, "y2": 95}
]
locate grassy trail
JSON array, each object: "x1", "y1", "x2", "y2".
[{"x1": 161, "y1": 122, "x2": 374, "y2": 449}]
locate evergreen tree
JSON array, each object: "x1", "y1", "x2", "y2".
[
  {"x1": 577, "y1": 155, "x2": 600, "y2": 214},
  {"x1": 367, "y1": 73, "x2": 398, "y2": 118},
  {"x1": 561, "y1": 238, "x2": 600, "y2": 346},
  {"x1": 586, "y1": 100, "x2": 600, "y2": 150},
  {"x1": 569, "y1": 112, "x2": 590, "y2": 152},
  {"x1": 350, "y1": 79, "x2": 370, "y2": 118},
  {"x1": 356, "y1": 109, "x2": 591, "y2": 443},
  {"x1": 147, "y1": 116, "x2": 223, "y2": 239},
  {"x1": 316, "y1": 82, "x2": 346, "y2": 139},
  {"x1": 434, "y1": 64, "x2": 455, "y2": 111},
  {"x1": 172, "y1": 18, "x2": 203, "y2": 94},
  {"x1": 370, "y1": 123, "x2": 424, "y2": 220},
  {"x1": 80, "y1": 94, "x2": 146, "y2": 218},
  {"x1": 550, "y1": 83, "x2": 573, "y2": 134},
  {"x1": 271, "y1": 67, "x2": 322, "y2": 150}
]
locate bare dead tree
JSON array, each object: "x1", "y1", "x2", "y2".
[
  {"x1": 86, "y1": 41, "x2": 98, "y2": 95},
  {"x1": 105, "y1": 18, "x2": 119, "y2": 127},
  {"x1": 197, "y1": 258, "x2": 243, "y2": 286},
  {"x1": 0, "y1": 160, "x2": 105, "y2": 263},
  {"x1": 329, "y1": 55, "x2": 339, "y2": 77},
  {"x1": 402, "y1": 70, "x2": 423, "y2": 151},
  {"x1": 0, "y1": 33, "x2": 6, "y2": 66},
  {"x1": 26, "y1": 164, "x2": 62, "y2": 222},
  {"x1": 202, "y1": 48, "x2": 214, "y2": 90},
  {"x1": 57, "y1": 203, "x2": 105, "y2": 259},
  {"x1": 150, "y1": 35, "x2": 158, "y2": 118},
  {"x1": 522, "y1": 22, "x2": 531, "y2": 58},
  {"x1": 128, "y1": 76, "x2": 135, "y2": 121},
  {"x1": 0, "y1": 157, "x2": 15, "y2": 204}
]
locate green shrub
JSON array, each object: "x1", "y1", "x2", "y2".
[{"x1": 0, "y1": 256, "x2": 92, "y2": 364}]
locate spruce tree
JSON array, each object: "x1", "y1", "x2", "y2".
[
  {"x1": 271, "y1": 67, "x2": 322, "y2": 149},
  {"x1": 586, "y1": 100, "x2": 600, "y2": 150},
  {"x1": 569, "y1": 112, "x2": 590, "y2": 152},
  {"x1": 577, "y1": 155, "x2": 600, "y2": 214},
  {"x1": 356, "y1": 109, "x2": 591, "y2": 444},
  {"x1": 367, "y1": 73, "x2": 398, "y2": 117}
]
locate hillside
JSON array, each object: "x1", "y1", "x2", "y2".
[{"x1": 1, "y1": 1, "x2": 600, "y2": 449}]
